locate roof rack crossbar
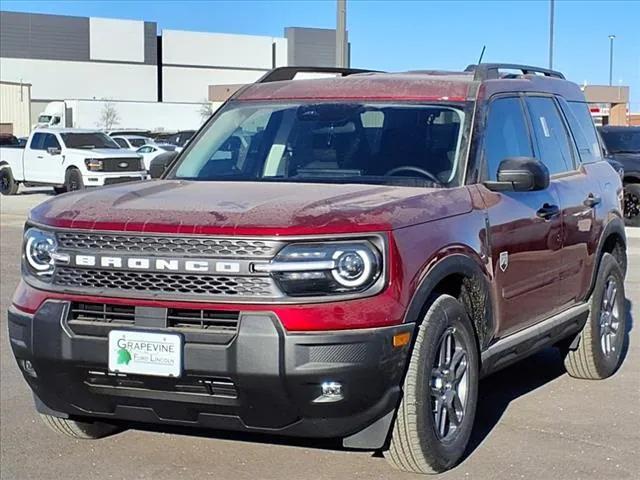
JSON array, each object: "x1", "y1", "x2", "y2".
[
  {"x1": 256, "y1": 66, "x2": 378, "y2": 83},
  {"x1": 464, "y1": 63, "x2": 565, "y2": 81}
]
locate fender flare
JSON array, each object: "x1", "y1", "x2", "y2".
[
  {"x1": 403, "y1": 252, "x2": 494, "y2": 350},
  {"x1": 587, "y1": 216, "x2": 627, "y2": 297}
]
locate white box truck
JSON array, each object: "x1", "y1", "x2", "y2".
[{"x1": 35, "y1": 99, "x2": 221, "y2": 132}]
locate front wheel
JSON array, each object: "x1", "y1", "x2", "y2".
[
  {"x1": 64, "y1": 168, "x2": 84, "y2": 192},
  {"x1": 40, "y1": 414, "x2": 121, "y2": 439},
  {"x1": 385, "y1": 295, "x2": 479, "y2": 474},
  {"x1": 0, "y1": 167, "x2": 19, "y2": 195},
  {"x1": 623, "y1": 183, "x2": 640, "y2": 227}
]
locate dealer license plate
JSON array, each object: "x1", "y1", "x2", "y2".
[{"x1": 108, "y1": 330, "x2": 182, "y2": 377}]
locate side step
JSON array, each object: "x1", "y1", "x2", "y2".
[{"x1": 481, "y1": 303, "x2": 589, "y2": 377}]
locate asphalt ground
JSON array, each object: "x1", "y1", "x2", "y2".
[{"x1": 1, "y1": 188, "x2": 639, "y2": 480}]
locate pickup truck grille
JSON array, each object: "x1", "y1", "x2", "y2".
[
  {"x1": 101, "y1": 157, "x2": 143, "y2": 172},
  {"x1": 56, "y1": 232, "x2": 282, "y2": 258},
  {"x1": 54, "y1": 267, "x2": 277, "y2": 297}
]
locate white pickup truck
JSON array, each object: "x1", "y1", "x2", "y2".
[{"x1": 0, "y1": 128, "x2": 148, "y2": 196}]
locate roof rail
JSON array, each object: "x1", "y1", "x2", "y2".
[
  {"x1": 464, "y1": 63, "x2": 565, "y2": 81},
  {"x1": 256, "y1": 66, "x2": 378, "y2": 83}
]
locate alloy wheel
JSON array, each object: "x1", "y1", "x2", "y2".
[
  {"x1": 599, "y1": 276, "x2": 622, "y2": 356},
  {"x1": 430, "y1": 327, "x2": 469, "y2": 441},
  {"x1": 624, "y1": 190, "x2": 640, "y2": 220}
]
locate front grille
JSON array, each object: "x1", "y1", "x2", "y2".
[
  {"x1": 101, "y1": 157, "x2": 143, "y2": 172},
  {"x1": 55, "y1": 267, "x2": 277, "y2": 297},
  {"x1": 70, "y1": 302, "x2": 135, "y2": 325},
  {"x1": 167, "y1": 308, "x2": 239, "y2": 331},
  {"x1": 56, "y1": 232, "x2": 282, "y2": 258},
  {"x1": 104, "y1": 177, "x2": 140, "y2": 185}
]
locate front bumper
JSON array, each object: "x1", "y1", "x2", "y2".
[
  {"x1": 8, "y1": 301, "x2": 413, "y2": 446},
  {"x1": 83, "y1": 173, "x2": 148, "y2": 187}
]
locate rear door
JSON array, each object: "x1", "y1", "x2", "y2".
[{"x1": 479, "y1": 95, "x2": 565, "y2": 336}]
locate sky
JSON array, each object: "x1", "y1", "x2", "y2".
[{"x1": 2, "y1": 0, "x2": 639, "y2": 109}]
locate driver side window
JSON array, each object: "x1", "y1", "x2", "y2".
[
  {"x1": 43, "y1": 134, "x2": 61, "y2": 152},
  {"x1": 484, "y1": 97, "x2": 534, "y2": 180}
]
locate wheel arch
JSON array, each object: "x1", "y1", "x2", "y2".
[
  {"x1": 588, "y1": 216, "x2": 627, "y2": 298},
  {"x1": 403, "y1": 253, "x2": 494, "y2": 352}
]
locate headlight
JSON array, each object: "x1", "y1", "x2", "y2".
[
  {"x1": 24, "y1": 228, "x2": 58, "y2": 278},
  {"x1": 85, "y1": 158, "x2": 103, "y2": 171},
  {"x1": 254, "y1": 241, "x2": 382, "y2": 296}
]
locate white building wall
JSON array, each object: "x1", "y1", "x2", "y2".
[
  {"x1": 0, "y1": 57, "x2": 157, "y2": 101},
  {"x1": 89, "y1": 17, "x2": 145, "y2": 63},
  {"x1": 161, "y1": 30, "x2": 287, "y2": 103}
]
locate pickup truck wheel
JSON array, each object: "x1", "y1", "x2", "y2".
[
  {"x1": 0, "y1": 167, "x2": 19, "y2": 195},
  {"x1": 65, "y1": 168, "x2": 84, "y2": 192},
  {"x1": 40, "y1": 414, "x2": 120, "y2": 439},
  {"x1": 563, "y1": 253, "x2": 626, "y2": 379},
  {"x1": 623, "y1": 183, "x2": 640, "y2": 227},
  {"x1": 385, "y1": 295, "x2": 479, "y2": 474}
]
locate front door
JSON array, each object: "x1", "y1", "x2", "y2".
[
  {"x1": 25, "y1": 132, "x2": 64, "y2": 184},
  {"x1": 479, "y1": 95, "x2": 565, "y2": 337}
]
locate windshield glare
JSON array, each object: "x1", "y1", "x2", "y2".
[
  {"x1": 171, "y1": 102, "x2": 467, "y2": 186},
  {"x1": 601, "y1": 129, "x2": 640, "y2": 154},
  {"x1": 60, "y1": 132, "x2": 120, "y2": 149}
]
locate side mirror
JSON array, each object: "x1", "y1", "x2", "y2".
[
  {"x1": 484, "y1": 157, "x2": 549, "y2": 192},
  {"x1": 47, "y1": 147, "x2": 61, "y2": 155},
  {"x1": 149, "y1": 152, "x2": 177, "y2": 179}
]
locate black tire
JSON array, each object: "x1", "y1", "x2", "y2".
[
  {"x1": 53, "y1": 186, "x2": 67, "y2": 195},
  {"x1": 0, "y1": 167, "x2": 19, "y2": 195},
  {"x1": 40, "y1": 414, "x2": 120, "y2": 439},
  {"x1": 385, "y1": 295, "x2": 479, "y2": 474},
  {"x1": 564, "y1": 253, "x2": 626, "y2": 379},
  {"x1": 65, "y1": 168, "x2": 84, "y2": 192},
  {"x1": 623, "y1": 183, "x2": 640, "y2": 227}
]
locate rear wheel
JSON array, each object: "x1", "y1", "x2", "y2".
[
  {"x1": 563, "y1": 253, "x2": 626, "y2": 379},
  {"x1": 623, "y1": 183, "x2": 640, "y2": 227},
  {"x1": 385, "y1": 295, "x2": 479, "y2": 474},
  {"x1": 64, "y1": 168, "x2": 84, "y2": 192},
  {"x1": 0, "y1": 167, "x2": 19, "y2": 195},
  {"x1": 40, "y1": 414, "x2": 120, "y2": 439}
]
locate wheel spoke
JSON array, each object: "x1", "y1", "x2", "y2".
[
  {"x1": 452, "y1": 351, "x2": 467, "y2": 383},
  {"x1": 452, "y1": 393, "x2": 465, "y2": 423},
  {"x1": 446, "y1": 400, "x2": 460, "y2": 427},
  {"x1": 437, "y1": 400, "x2": 447, "y2": 437}
]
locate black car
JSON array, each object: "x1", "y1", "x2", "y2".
[{"x1": 599, "y1": 125, "x2": 640, "y2": 226}]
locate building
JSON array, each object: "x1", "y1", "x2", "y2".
[
  {"x1": 0, "y1": 81, "x2": 31, "y2": 136},
  {"x1": 582, "y1": 84, "x2": 630, "y2": 126},
  {"x1": 0, "y1": 10, "x2": 347, "y2": 130}
]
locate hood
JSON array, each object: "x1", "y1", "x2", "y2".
[
  {"x1": 29, "y1": 180, "x2": 472, "y2": 235},
  {"x1": 608, "y1": 152, "x2": 640, "y2": 174},
  {"x1": 65, "y1": 148, "x2": 140, "y2": 158}
]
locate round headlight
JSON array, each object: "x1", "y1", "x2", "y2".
[
  {"x1": 25, "y1": 228, "x2": 57, "y2": 275},
  {"x1": 332, "y1": 250, "x2": 373, "y2": 287}
]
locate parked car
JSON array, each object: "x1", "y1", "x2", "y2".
[
  {"x1": 136, "y1": 143, "x2": 177, "y2": 170},
  {"x1": 163, "y1": 129, "x2": 195, "y2": 151},
  {"x1": 111, "y1": 135, "x2": 151, "y2": 151},
  {"x1": 0, "y1": 128, "x2": 147, "y2": 195},
  {"x1": 0, "y1": 134, "x2": 22, "y2": 147},
  {"x1": 7, "y1": 65, "x2": 628, "y2": 475},
  {"x1": 598, "y1": 125, "x2": 640, "y2": 226}
]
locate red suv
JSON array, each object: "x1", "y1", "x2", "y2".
[{"x1": 8, "y1": 64, "x2": 628, "y2": 474}]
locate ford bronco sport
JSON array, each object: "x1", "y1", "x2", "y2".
[{"x1": 8, "y1": 64, "x2": 628, "y2": 474}]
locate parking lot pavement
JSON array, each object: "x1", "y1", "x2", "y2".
[{"x1": 1, "y1": 192, "x2": 638, "y2": 480}]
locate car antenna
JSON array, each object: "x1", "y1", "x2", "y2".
[{"x1": 477, "y1": 45, "x2": 486, "y2": 65}]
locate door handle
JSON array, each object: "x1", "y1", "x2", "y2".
[
  {"x1": 36, "y1": 156, "x2": 43, "y2": 159},
  {"x1": 583, "y1": 193, "x2": 601, "y2": 208},
  {"x1": 536, "y1": 203, "x2": 560, "y2": 220}
]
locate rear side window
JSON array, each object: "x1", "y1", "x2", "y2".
[
  {"x1": 113, "y1": 138, "x2": 128, "y2": 148},
  {"x1": 30, "y1": 133, "x2": 46, "y2": 150},
  {"x1": 559, "y1": 100, "x2": 602, "y2": 163},
  {"x1": 483, "y1": 97, "x2": 533, "y2": 180},
  {"x1": 43, "y1": 134, "x2": 60, "y2": 150},
  {"x1": 525, "y1": 96, "x2": 575, "y2": 175}
]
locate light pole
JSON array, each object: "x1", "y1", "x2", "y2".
[
  {"x1": 549, "y1": 0, "x2": 555, "y2": 69},
  {"x1": 336, "y1": 0, "x2": 347, "y2": 68},
  {"x1": 608, "y1": 35, "x2": 615, "y2": 86}
]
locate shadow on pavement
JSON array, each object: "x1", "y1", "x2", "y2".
[{"x1": 465, "y1": 297, "x2": 634, "y2": 460}]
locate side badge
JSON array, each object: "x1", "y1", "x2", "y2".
[{"x1": 499, "y1": 251, "x2": 509, "y2": 272}]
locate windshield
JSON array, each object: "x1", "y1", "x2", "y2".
[
  {"x1": 38, "y1": 115, "x2": 52, "y2": 123},
  {"x1": 170, "y1": 102, "x2": 467, "y2": 187},
  {"x1": 600, "y1": 128, "x2": 640, "y2": 154},
  {"x1": 60, "y1": 132, "x2": 120, "y2": 149}
]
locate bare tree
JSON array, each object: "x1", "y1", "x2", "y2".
[
  {"x1": 199, "y1": 99, "x2": 214, "y2": 121},
  {"x1": 98, "y1": 100, "x2": 120, "y2": 130}
]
